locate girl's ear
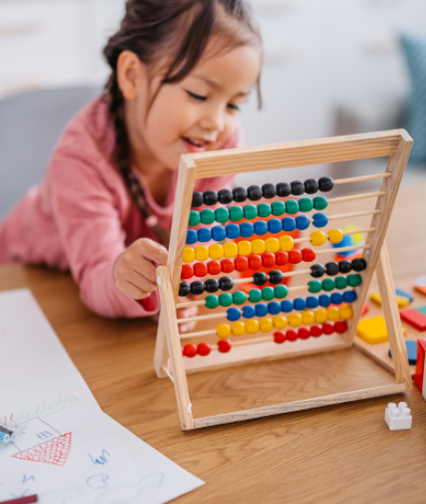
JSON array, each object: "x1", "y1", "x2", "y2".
[{"x1": 117, "y1": 50, "x2": 147, "y2": 100}]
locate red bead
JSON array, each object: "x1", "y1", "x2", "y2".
[
  {"x1": 275, "y1": 251, "x2": 289, "y2": 266},
  {"x1": 197, "y1": 342, "x2": 212, "y2": 356},
  {"x1": 335, "y1": 320, "x2": 348, "y2": 334},
  {"x1": 288, "y1": 249, "x2": 302, "y2": 264},
  {"x1": 286, "y1": 329, "x2": 298, "y2": 342},
  {"x1": 298, "y1": 327, "x2": 311, "y2": 340},
  {"x1": 183, "y1": 344, "x2": 198, "y2": 357},
  {"x1": 311, "y1": 324, "x2": 323, "y2": 337},
  {"x1": 221, "y1": 258, "x2": 235, "y2": 273},
  {"x1": 181, "y1": 346, "x2": 185, "y2": 355},
  {"x1": 181, "y1": 264, "x2": 194, "y2": 279},
  {"x1": 248, "y1": 254, "x2": 262, "y2": 270},
  {"x1": 302, "y1": 248, "x2": 316, "y2": 262},
  {"x1": 323, "y1": 322, "x2": 334, "y2": 335},
  {"x1": 208, "y1": 260, "x2": 221, "y2": 276},
  {"x1": 217, "y1": 339, "x2": 232, "y2": 353},
  {"x1": 262, "y1": 252, "x2": 275, "y2": 268},
  {"x1": 273, "y1": 331, "x2": 286, "y2": 344},
  {"x1": 235, "y1": 256, "x2": 249, "y2": 272},
  {"x1": 193, "y1": 262, "x2": 208, "y2": 277}
]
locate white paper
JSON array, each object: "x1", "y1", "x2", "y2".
[{"x1": 0, "y1": 289, "x2": 203, "y2": 503}]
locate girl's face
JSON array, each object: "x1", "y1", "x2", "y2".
[{"x1": 121, "y1": 39, "x2": 262, "y2": 172}]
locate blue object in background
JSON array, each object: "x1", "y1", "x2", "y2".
[{"x1": 389, "y1": 339, "x2": 417, "y2": 365}]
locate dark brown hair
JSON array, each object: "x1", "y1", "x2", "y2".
[{"x1": 103, "y1": 0, "x2": 262, "y2": 246}]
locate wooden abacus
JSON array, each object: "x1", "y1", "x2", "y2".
[{"x1": 154, "y1": 130, "x2": 413, "y2": 431}]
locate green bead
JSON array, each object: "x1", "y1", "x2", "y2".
[
  {"x1": 298, "y1": 197, "x2": 314, "y2": 213},
  {"x1": 274, "y1": 285, "x2": 288, "y2": 299},
  {"x1": 215, "y1": 207, "x2": 229, "y2": 223},
  {"x1": 261, "y1": 286, "x2": 274, "y2": 301},
  {"x1": 205, "y1": 295, "x2": 219, "y2": 309},
  {"x1": 286, "y1": 200, "x2": 299, "y2": 215},
  {"x1": 232, "y1": 291, "x2": 247, "y2": 305},
  {"x1": 229, "y1": 205, "x2": 244, "y2": 222},
  {"x1": 258, "y1": 203, "x2": 272, "y2": 218},
  {"x1": 322, "y1": 278, "x2": 335, "y2": 292},
  {"x1": 219, "y1": 292, "x2": 233, "y2": 307},
  {"x1": 308, "y1": 280, "x2": 322, "y2": 293},
  {"x1": 271, "y1": 201, "x2": 286, "y2": 216},
  {"x1": 335, "y1": 276, "x2": 348, "y2": 290},
  {"x1": 248, "y1": 288, "x2": 262, "y2": 303},
  {"x1": 189, "y1": 210, "x2": 201, "y2": 227},
  {"x1": 347, "y1": 273, "x2": 362, "y2": 287},
  {"x1": 313, "y1": 196, "x2": 328, "y2": 210},
  {"x1": 200, "y1": 208, "x2": 215, "y2": 224},
  {"x1": 243, "y1": 204, "x2": 258, "y2": 220}
]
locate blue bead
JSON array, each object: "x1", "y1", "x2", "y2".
[
  {"x1": 211, "y1": 225, "x2": 226, "y2": 242},
  {"x1": 186, "y1": 229, "x2": 198, "y2": 244},
  {"x1": 268, "y1": 301, "x2": 281, "y2": 315},
  {"x1": 255, "y1": 303, "x2": 268, "y2": 317},
  {"x1": 227, "y1": 307, "x2": 241, "y2": 322},
  {"x1": 282, "y1": 217, "x2": 296, "y2": 232},
  {"x1": 254, "y1": 220, "x2": 268, "y2": 236},
  {"x1": 306, "y1": 295, "x2": 319, "y2": 309},
  {"x1": 281, "y1": 299, "x2": 294, "y2": 313},
  {"x1": 343, "y1": 290, "x2": 357, "y2": 303},
  {"x1": 198, "y1": 228, "x2": 211, "y2": 242},
  {"x1": 268, "y1": 218, "x2": 282, "y2": 234},
  {"x1": 226, "y1": 223, "x2": 240, "y2": 239},
  {"x1": 319, "y1": 294, "x2": 331, "y2": 307},
  {"x1": 331, "y1": 292, "x2": 343, "y2": 305},
  {"x1": 242, "y1": 305, "x2": 256, "y2": 319},
  {"x1": 294, "y1": 297, "x2": 307, "y2": 311},
  {"x1": 295, "y1": 215, "x2": 310, "y2": 231},
  {"x1": 240, "y1": 222, "x2": 254, "y2": 238},
  {"x1": 312, "y1": 212, "x2": 328, "y2": 228}
]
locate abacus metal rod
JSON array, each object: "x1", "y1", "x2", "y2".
[
  {"x1": 333, "y1": 173, "x2": 391, "y2": 185},
  {"x1": 327, "y1": 209, "x2": 380, "y2": 221},
  {"x1": 327, "y1": 190, "x2": 386, "y2": 204}
]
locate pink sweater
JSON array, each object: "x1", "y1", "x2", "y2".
[{"x1": 0, "y1": 98, "x2": 236, "y2": 318}]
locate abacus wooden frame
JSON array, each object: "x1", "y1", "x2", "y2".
[{"x1": 154, "y1": 130, "x2": 413, "y2": 431}]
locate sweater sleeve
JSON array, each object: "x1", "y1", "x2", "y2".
[{"x1": 48, "y1": 149, "x2": 158, "y2": 319}]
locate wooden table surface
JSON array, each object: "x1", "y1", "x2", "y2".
[{"x1": 2, "y1": 181, "x2": 426, "y2": 504}]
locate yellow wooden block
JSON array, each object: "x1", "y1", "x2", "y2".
[
  {"x1": 356, "y1": 315, "x2": 406, "y2": 344},
  {"x1": 370, "y1": 291, "x2": 410, "y2": 308}
]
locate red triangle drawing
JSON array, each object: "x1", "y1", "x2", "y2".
[{"x1": 11, "y1": 432, "x2": 72, "y2": 466}]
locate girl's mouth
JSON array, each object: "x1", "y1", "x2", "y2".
[{"x1": 181, "y1": 136, "x2": 209, "y2": 153}]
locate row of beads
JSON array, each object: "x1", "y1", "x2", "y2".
[
  {"x1": 191, "y1": 178, "x2": 334, "y2": 207},
  {"x1": 189, "y1": 198, "x2": 328, "y2": 226}
]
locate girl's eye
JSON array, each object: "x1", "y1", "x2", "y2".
[
  {"x1": 227, "y1": 103, "x2": 240, "y2": 112},
  {"x1": 186, "y1": 90, "x2": 207, "y2": 101}
]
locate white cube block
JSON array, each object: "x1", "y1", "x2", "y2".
[{"x1": 385, "y1": 402, "x2": 412, "y2": 431}]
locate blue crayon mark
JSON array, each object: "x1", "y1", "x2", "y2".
[
  {"x1": 89, "y1": 449, "x2": 110, "y2": 465},
  {"x1": 22, "y1": 474, "x2": 35, "y2": 483},
  {"x1": 87, "y1": 474, "x2": 109, "y2": 489}
]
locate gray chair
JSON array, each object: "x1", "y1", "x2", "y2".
[{"x1": 0, "y1": 86, "x2": 101, "y2": 217}]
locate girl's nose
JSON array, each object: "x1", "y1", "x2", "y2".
[{"x1": 201, "y1": 105, "x2": 225, "y2": 133}]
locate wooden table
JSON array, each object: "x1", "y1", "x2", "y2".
[{"x1": 1, "y1": 182, "x2": 426, "y2": 504}]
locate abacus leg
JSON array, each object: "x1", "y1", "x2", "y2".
[{"x1": 154, "y1": 313, "x2": 170, "y2": 379}]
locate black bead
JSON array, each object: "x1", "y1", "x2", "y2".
[
  {"x1": 205, "y1": 278, "x2": 219, "y2": 293},
  {"x1": 269, "y1": 270, "x2": 284, "y2": 285},
  {"x1": 291, "y1": 180, "x2": 305, "y2": 196},
  {"x1": 247, "y1": 185, "x2": 262, "y2": 201},
  {"x1": 192, "y1": 192, "x2": 204, "y2": 208},
  {"x1": 352, "y1": 258, "x2": 367, "y2": 272},
  {"x1": 310, "y1": 264, "x2": 325, "y2": 278},
  {"x1": 190, "y1": 281, "x2": 205, "y2": 295},
  {"x1": 262, "y1": 183, "x2": 277, "y2": 199},
  {"x1": 203, "y1": 190, "x2": 218, "y2": 206},
  {"x1": 339, "y1": 260, "x2": 352, "y2": 274},
  {"x1": 325, "y1": 262, "x2": 340, "y2": 276},
  {"x1": 318, "y1": 176, "x2": 334, "y2": 192},
  {"x1": 304, "y1": 178, "x2": 319, "y2": 194},
  {"x1": 219, "y1": 276, "x2": 234, "y2": 291},
  {"x1": 179, "y1": 282, "x2": 191, "y2": 297},
  {"x1": 218, "y1": 188, "x2": 233, "y2": 205},
  {"x1": 233, "y1": 186, "x2": 247, "y2": 203},
  {"x1": 276, "y1": 182, "x2": 291, "y2": 197},
  {"x1": 253, "y1": 272, "x2": 268, "y2": 286}
]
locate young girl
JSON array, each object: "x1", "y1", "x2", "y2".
[{"x1": 0, "y1": 0, "x2": 262, "y2": 327}]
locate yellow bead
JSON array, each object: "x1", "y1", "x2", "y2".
[
  {"x1": 231, "y1": 321, "x2": 246, "y2": 336},
  {"x1": 327, "y1": 306, "x2": 340, "y2": 321},
  {"x1": 314, "y1": 308, "x2": 327, "y2": 323},
  {"x1": 279, "y1": 235, "x2": 294, "y2": 252},
  {"x1": 273, "y1": 315, "x2": 287, "y2": 330},
  {"x1": 310, "y1": 231, "x2": 327, "y2": 246},
  {"x1": 328, "y1": 228, "x2": 344, "y2": 244},
  {"x1": 195, "y1": 245, "x2": 209, "y2": 261},
  {"x1": 288, "y1": 313, "x2": 302, "y2": 327},
  {"x1": 209, "y1": 243, "x2": 224, "y2": 260},
  {"x1": 183, "y1": 247, "x2": 195, "y2": 263},
  {"x1": 216, "y1": 323, "x2": 231, "y2": 339},
  {"x1": 259, "y1": 317, "x2": 273, "y2": 332},
  {"x1": 340, "y1": 304, "x2": 353, "y2": 320},
  {"x1": 265, "y1": 237, "x2": 280, "y2": 253},
  {"x1": 223, "y1": 242, "x2": 238, "y2": 258},
  {"x1": 302, "y1": 310, "x2": 315, "y2": 325},
  {"x1": 251, "y1": 239, "x2": 266, "y2": 254},
  {"x1": 238, "y1": 240, "x2": 252, "y2": 256},
  {"x1": 245, "y1": 319, "x2": 260, "y2": 334}
]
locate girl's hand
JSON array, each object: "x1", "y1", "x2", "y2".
[
  {"x1": 177, "y1": 301, "x2": 198, "y2": 334},
  {"x1": 113, "y1": 238, "x2": 168, "y2": 300}
]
